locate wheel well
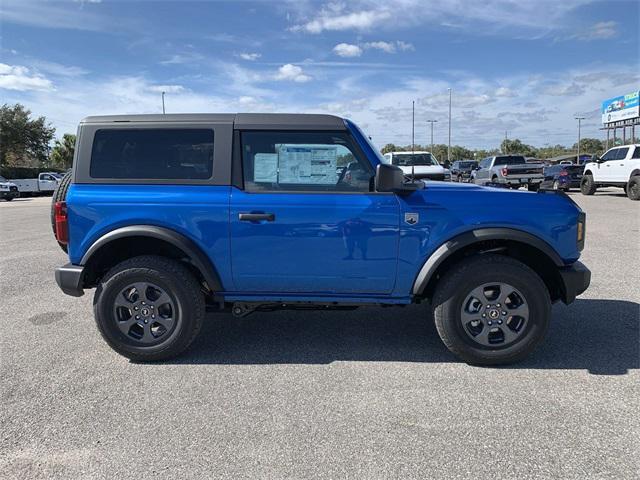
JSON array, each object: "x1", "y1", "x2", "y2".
[
  {"x1": 584, "y1": 170, "x2": 593, "y2": 176},
  {"x1": 630, "y1": 169, "x2": 640, "y2": 178},
  {"x1": 420, "y1": 240, "x2": 563, "y2": 302},
  {"x1": 82, "y1": 236, "x2": 211, "y2": 294}
]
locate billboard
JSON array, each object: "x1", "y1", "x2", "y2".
[{"x1": 602, "y1": 91, "x2": 639, "y2": 124}]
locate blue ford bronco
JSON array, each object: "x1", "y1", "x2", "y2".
[{"x1": 53, "y1": 113, "x2": 590, "y2": 364}]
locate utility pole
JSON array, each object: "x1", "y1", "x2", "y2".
[
  {"x1": 426, "y1": 120, "x2": 437, "y2": 155},
  {"x1": 411, "y1": 101, "x2": 416, "y2": 180},
  {"x1": 575, "y1": 116, "x2": 585, "y2": 162},
  {"x1": 447, "y1": 88, "x2": 452, "y2": 164},
  {"x1": 162, "y1": 91, "x2": 166, "y2": 114},
  {"x1": 504, "y1": 130, "x2": 508, "y2": 153}
]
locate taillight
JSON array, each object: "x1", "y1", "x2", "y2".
[
  {"x1": 501, "y1": 168, "x2": 508, "y2": 176},
  {"x1": 559, "y1": 170, "x2": 568, "y2": 176},
  {"x1": 54, "y1": 201, "x2": 68, "y2": 245}
]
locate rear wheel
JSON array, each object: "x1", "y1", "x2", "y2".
[
  {"x1": 627, "y1": 175, "x2": 640, "y2": 201},
  {"x1": 4, "y1": 197, "x2": 13, "y2": 202},
  {"x1": 581, "y1": 174, "x2": 596, "y2": 195},
  {"x1": 432, "y1": 254, "x2": 551, "y2": 365},
  {"x1": 50, "y1": 172, "x2": 73, "y2": 252},
  {"x1": 93, "y1": 255, "x2": 205, "y2": 361},
  {"x1": 552, "y1": 180, "x2": 560, "y2": 190}
]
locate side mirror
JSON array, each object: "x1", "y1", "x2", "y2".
[
  {"x1": 375, "y1": 163, "x2": 423, "y2": 194},
  {"x1": 591, "y1": 154, "x2": 601, "y2": 163}
]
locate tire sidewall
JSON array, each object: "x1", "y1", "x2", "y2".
[
  {"x1": 95, "y1": 266, "x2": 194, "y2": 358},
  {"x1": 627, "y1": 176, "x2": 640, "y2": 200},
  {"x1": 435, "y1": 258, "x2": 550, "y2": 364},
  {"x1": 581, "y1": 174, "x2": 595, "y2": 195}
]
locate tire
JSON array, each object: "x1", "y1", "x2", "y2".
[
  {"x1": 527, "y1": 183, "x2": 539, "y2": 192},
  {"x1": 552, "y1": 180, "x2": 560, "y2": 190},
  {"x1": 457, "y1": 175, "x2": 463, "y2": 183},
  {"x1": 627, "y1": 175, "x2": 640, "y2": 201},
  {"x1": 432, "y1": 254, "x2": 551, "y2": 366},
  {"x1": 4, "y1": 197, "x2": 13, "y2": 201},
  {"x1": 50, "y1": 172, "x2": 73, "y2": 252},
  {"x1": 580, "y1": 174, "x2": 596, "y2": 195},
  {"x1": 93, "y1": 255, "x2": 205, "y2": 362}
]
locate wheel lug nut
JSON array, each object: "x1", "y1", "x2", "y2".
[
  {"x1": 502, "y1": 311, "x2": 507, "y2": 315},
  {"x1": 488, "y1": 321, "x2": 493, "y2": 326},
  {"x1": 497, "y1": 303, "x2": 501, "y2": 307},
  {"x1": 498, "y1": 320, "x2": 503, "y2": 324},
  {"x1": 144, "y1": 319, "x2": 148, "y2": 324},
  {"x1": 152, "y1": 315, "x2": 155, "y2": 319},
  {"x1": 142, "y1": 302, "x2": 146, "y2": 305},
  {"x1": 135, "y1": 315, "x2": 140, "y2": 320},
  {"x1": 482, "y1": 314, "x2": 486, "y2": 318},
  {"x1": 134, "y1": 306, "x2": 139, "y2": 311}
]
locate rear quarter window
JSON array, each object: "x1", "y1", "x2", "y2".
[{"x1": 90, "y1": 129, "x2": 214, "y2": 179}]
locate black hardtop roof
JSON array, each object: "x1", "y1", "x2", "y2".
[{"x1": 80, "y1": 113, "x2": 347, "y2": 130}]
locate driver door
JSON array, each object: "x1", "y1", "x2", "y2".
[{"x1": 229, "y1": 130, "x2": 400, "y2": 294}]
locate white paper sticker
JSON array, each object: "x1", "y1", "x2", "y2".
[
  {"x1": 253, "y1": 153, "x2": 278, "y2": 182},
  {"x1": 277, "y1": 145, "x2": 337, "y2": 185}
]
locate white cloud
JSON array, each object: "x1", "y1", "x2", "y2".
[
  {"x1": 291, "y1": 0, "x2": 595, "y2": 37},
  {"x1": 0, "y1": 63, "x2": 53, "y2": 91},
  {"x1": 334, "y1": 40, "x2": 414, "y2": 57},
  {"x1": 239, "y1": 52, "x2": 261, "y2": 61},
  {"x1": 294, "y1": 8, "x2": 391, "y2": 33},
  {"x1": 543, "y1": 82, "x2": 585, "y2": 96},
  {"x1": 495, "y1": 87, "x2": 517, "y2": 97},
  {"x1": 333, "y1": 43, "x2": 363, "y2": 57},
  {"x1": 274, "y1": 64, "x2": 312, "y2": 83},
  {"x1": 148, "y1": 85, "x2": 185, "y2": 94},
  {"x1": 575, "y1": 21, "x2": 617, "y2": 40}
]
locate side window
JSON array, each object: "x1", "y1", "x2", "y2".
[
  {"x1": 600, "y1": 149, "x2": 616, "y2": 161},
  {"x1": 633, "y1": 147, "x2": 640, "y2": 159},
  {"x1": 614, "y1": 147, "x2": 629, "y2": 160},
  {"x1": 90, "y1": 129, "x2": 214, "y2": 180},
  {"x1": 241, "y1": 131, "x2": 374, "y2": 193}
]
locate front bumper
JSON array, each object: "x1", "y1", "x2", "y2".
[
  {"x1": 55, "y1": 263, "x2": 85, "y2": 297},
  {"x1": 558, "y1": 261, "x2": 591, "y2": 304}
]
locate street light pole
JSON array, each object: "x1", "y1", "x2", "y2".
[
  {"x1": 447, "y1": 88, "x2": 452, "y2": 164},
  {"x1": 427, "y1": 120, "x2": 438, "y2": 154},
  {"x1": 575, "y1": 116, "x2": 585, "y2": 162},
  {"x1": 162, "y1": 91, "x2": 166, "y2": 114}
]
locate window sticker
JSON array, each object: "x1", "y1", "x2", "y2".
[
  {"x1": 277, "y1": 145, "x2": 338, "y2": 185},
  {"x1": 253, "y1": 153, "x2": 278, "y2": 182}
]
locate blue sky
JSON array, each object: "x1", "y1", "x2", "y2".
[{"x1": 1, "y1": 0, "x2": 638, "y2": 149}]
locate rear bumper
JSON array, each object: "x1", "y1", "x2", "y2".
[
  {"x1": 0, "y1": 190, "x2": 19, "y2": 199},
  {"x1": 558, "y1": 261, "x2": 591, "y2": 304},
  {"x1": 55, "y1": 263, "x2": 85, "y2": 297}
]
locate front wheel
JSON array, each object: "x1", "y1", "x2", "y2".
[
  {"x1": 527, "y1": 183, "x2": 540, "y2": 192},
  {"x1": 4, "y1": 197, "x2": 13, "y2": 201},
  {"x1": 93, "y1": 255, "x2": 205, "y2": 361},
  {"x1": 581, "y1": 174, "x2": 596, "y2": 195},
  {"x1": 432, "y1": 254, "x2": 551, "y2": 365},
  {"x1": 627, "y1": 175, "x2": 640, "y2": 201}
]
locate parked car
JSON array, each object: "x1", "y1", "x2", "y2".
[
  {"x1": 53, "y1": 113, "x2": 590, "y2": 365},
  {"x1": 581, "y1": 144, "x2": 640, "y2": 200},
  {"x1": 0, "y1": 175, "x2": 19, "y2": 201},
  {"x1": 473, "y1": 155, "x2": 544, "y2": 191},
  {"x1": 12, "y1": 172, "x2": 60, "y2": 196},
  {"x1": 450, "y1": 160, "x2": 477, "y2": 182},
  {"x1": 382, "y1": 151, "x2": 451, "y2": 181},
  {"x1": 540, "y1": 164, "x2": 583, "y2": 191}
]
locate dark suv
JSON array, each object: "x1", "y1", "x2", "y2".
[
  {"x1": 450, "y1": 160, "x2": 477, "y2": 182},
  {"x1": 52, "y1": 113, "x2": 590, "y2": 365}
]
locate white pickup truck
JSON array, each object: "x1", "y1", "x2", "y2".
[
  {"x1": 581, "y1": 144, "x2": 640, "y2": 200},
  {"x1": 12, "y1": 172, "x2": 61, "y2": 196}
]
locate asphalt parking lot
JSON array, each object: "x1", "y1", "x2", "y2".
[{"x1": 1, "y1": 190, "x2": 638, "y2": 479}]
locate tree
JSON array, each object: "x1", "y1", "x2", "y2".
[
  {"x1": 500, "y1": 138, "x2": 537, "y2": 157},
  {"x1": 572, "y1": 138, "x2": 604, "y2": 156},
  {"x1": 0, "y1": 103, "x2": 55, "y2": 168},
  {"x1": 50, "y1": 133, "x2": 77, "y2": 169},
  {"x1": 381, "y1": 143, "x2": 401, "y2": 154}
]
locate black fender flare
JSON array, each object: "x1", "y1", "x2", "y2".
[
  {"x1": 81, "y1": 225, "x2": 223, "y2": 292},
  {"x1": 412, "y1": 228, "x2": 564, "y2": 295}
]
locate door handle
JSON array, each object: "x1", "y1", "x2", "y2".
[{"x1": 239, "y1": 213, "x2": 275, "y2": 222}]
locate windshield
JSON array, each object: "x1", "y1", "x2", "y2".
[
  {"x1": 459, "y1": 161, "x2": 476, "y2": 168},
  {"x1": 494, "y1": 155, "x2": 526, "y2": 166},
  {"x1": 0, "y1": 176, "x2": 6, "y2": 182},
  {"x1": 393, "y1": 153, "x2": 438, "y2": 166}
]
